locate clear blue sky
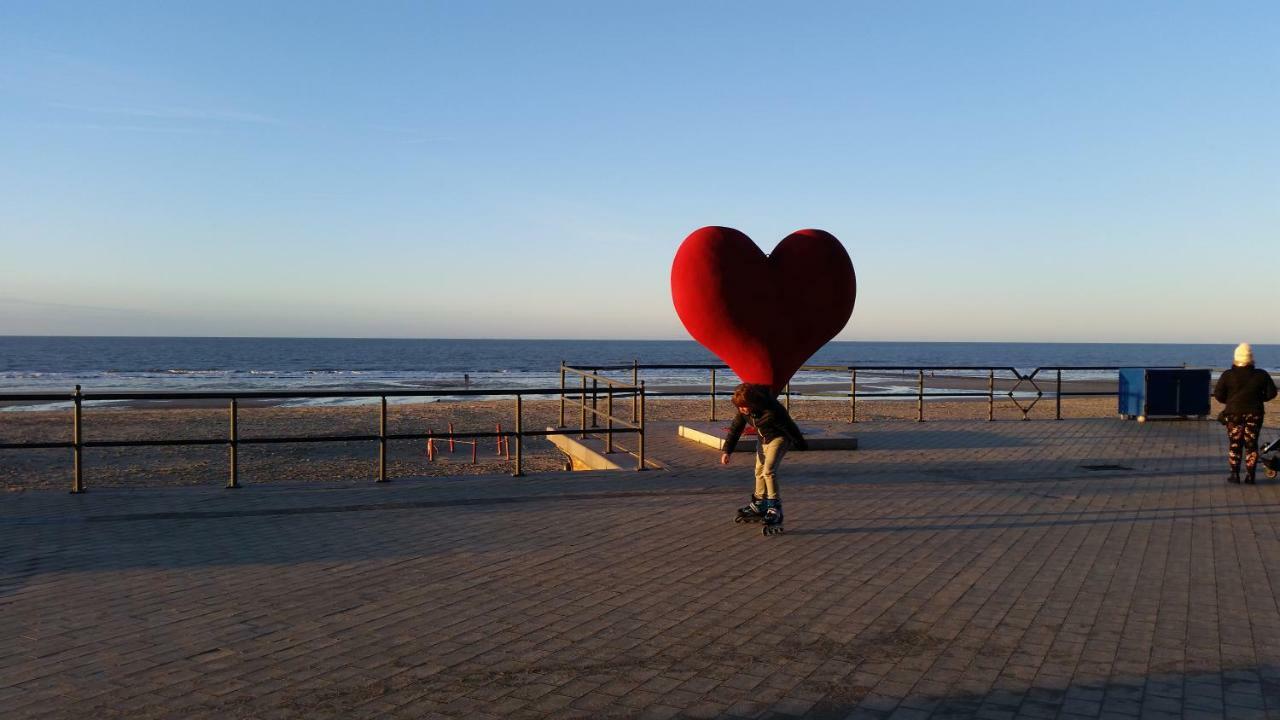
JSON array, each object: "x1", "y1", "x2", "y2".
[{"x1": 2, "y1": 1, "x2": 1276, "y2": 342}]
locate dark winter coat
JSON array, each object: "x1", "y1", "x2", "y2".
[
  {"x1": 1213, "y1": 365, "x2": 1277, "y2": 417},
  {"x1": 723, "y1": 396, "x2": 808, "y2": 453}
]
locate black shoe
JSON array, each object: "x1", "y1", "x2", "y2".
[
  {"x1": 1245, "y1": 470, "x2": 1256, "y2": 485},
  {"x1": 735, "y1": 496, "x2": 765, "y2": 523},
  {"x1": 1229, "y1": 471, "x2": 1241, "y2": 484}
]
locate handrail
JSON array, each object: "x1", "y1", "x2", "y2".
[
  {"x1": 560, "y1": 361, "x2": 1204, "y2": 424},
  {"x1": 567, "y1": 362, "x2": 1130, "y2": 372},
  {"x1": 558, "y1": 368, "x2": 636, "y2": 387},
  {"x1": 2, "y1": 381, "x2": 647, "y2": 494},
  {"x1": 1, "y1": 361, "x2": 1210, "y2": 494},
  {"x1": 0, "y1": 386, "x2": 603, "y2": 402},
  {"x1": 556, "y1": 365, "x2": 646, "y2": 462}
]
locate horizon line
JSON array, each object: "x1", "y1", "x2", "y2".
[{"x1": 0, "y1": 334, "x2": 1272, "y2": 346}]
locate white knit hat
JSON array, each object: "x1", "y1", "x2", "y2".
[{"x1": 1234, "y1": 343, "x2": 1253, "y2": 366}]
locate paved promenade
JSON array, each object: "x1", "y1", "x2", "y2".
[{"x1": 4, "y1": 417, "x2": 1280, "y2": 719}]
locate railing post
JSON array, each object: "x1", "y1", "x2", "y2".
[
  {"x1": 591, "y1": 372, "x2": 598, "y2": 428},
  {"x1": 849, "y1": 369, "x2": 857, "y2": 424},
  {"x1": 71, "y1": 385, "x2": 84, "y2": 494},
  {"x1": 514, "y1": 394, "x2": 523, "y2": 476},
  {"x1": 988, "y1": 369, "x2": 995, "y2": 421},
  {"x1": 917, "y1": 370, "x2": 925, "y2": 422},
  {"x1": 1056, "y1": 369, "x2": 1062, "y2": 420},
  {"x1": 580, "y1": 374, "x2": 588, "y2": 439},
  {"x1": 559, "y1": 362, "x2": 566, "y2": 428},
  {"x1": 227, "y1": 398, "x2": 240, "y2": 489},
  {"x1": 606, "y1": 387, "x2": 614, "y2": 454},
  {"x1": 710, "y1": 368, "x2": 717, "y2": 421},
  {"x1": 637, "y1": 381, "x2": 646, "y2": 471},
  {"x1": 784, "y1": 383, "x2": 791, "y2": 411},
  {"x1": 632, "y1": 360, "x2": 639, "y2": 424},
  {"x1": 377, "y1": 395, "x2": 388, "y2": 482}
]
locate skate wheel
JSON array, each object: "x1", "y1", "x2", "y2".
[{"x1": 1268, "y1": 469, "x2": 1277, "y2": 479}]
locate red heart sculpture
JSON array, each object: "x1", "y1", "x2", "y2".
[{"x1": 671, "y1": 226, "x2": 857, "y2": 394}]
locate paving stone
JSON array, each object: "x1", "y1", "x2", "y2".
[{"x1": 2, "y1": 418, "x2": 1278, "y2": 718}]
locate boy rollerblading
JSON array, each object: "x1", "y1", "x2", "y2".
[{"x1": 721, "y1": 383, "x2": 806, "y2": 537}]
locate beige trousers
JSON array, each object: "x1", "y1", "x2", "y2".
[{"x1": 754, "y1": 436, "x2": 790, "y2": 500}]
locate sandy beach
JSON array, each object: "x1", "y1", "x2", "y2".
[{"x1": 5, "y1": 374, "x2": 1268, "y2": 492}]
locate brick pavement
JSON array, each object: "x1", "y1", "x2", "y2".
[{"x1": 4, "y1": 417, "x2": 1280, "y2": 719}]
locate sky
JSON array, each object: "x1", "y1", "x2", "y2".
[{"x1": 1, "y1": 1, "x2": 1277, "y2": 343}]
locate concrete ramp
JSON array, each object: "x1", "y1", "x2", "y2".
[{"x1": 546, "y1": 427, "x2": 662, "y2": 470}]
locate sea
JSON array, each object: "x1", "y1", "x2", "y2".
[{"x1": 0, "y1": 336, "x2": 1274, "y2": 410}]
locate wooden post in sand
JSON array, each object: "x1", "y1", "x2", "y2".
[
  {"x1": 605, "y1": 387, "x2": 614, "y2": 454},
  {"x1": 514, "y1": 394, "x2": 523, "y2": 477},
  {"x1": 710, "y1": 368, "x2": 717, "y2": 422},
  {"x1": 559, "y1": 362, "x2": 566, "y2": 428},
  {"x1": 632, "y1": 360, "x2": 639, "y2": 423},
  {"x1": 591, "y1": 373, "x2": 598, "y2": 428},
  {"x1": 637, "y1": 381, "x2": 646, "y2": 471},
  {"x1": 377, "y1": 396, "x2": 387, "y2": 483},
  {"x1": 916, "y1": 370, "x2": 925, "y2": 422},
  {"x1": 988, "y1": 370, "x2": 995, "y2": 421},
  {"x1": 71, "y1": 385, "x2": 84, "y2": 494},
  {"x1": 579, "y1": 375, "x2": 588, "y2": 439},
  {"x1": 227, "y1": 398, "x2": 240, "y2": 489},
  {"x1": 1056, "y1": 370, "x2": 1063, "y2": 420},
  {"x1": 850, "y1": 369, "x2": 857, "y2": 424}
]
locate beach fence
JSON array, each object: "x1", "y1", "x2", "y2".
[
  {"x1": 0, "y1": 379, "x2": 645, "y2": 494},
  {"x1": 560, "y1": 362, "x2": 1132, "y2": 424},
  {"x1": 2, "y1": 363, "x2": 1188, "y2": 494}
]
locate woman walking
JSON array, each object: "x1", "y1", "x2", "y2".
[
  {"x1": 721, "y1": 383, "x2": 807, "y2": 535},
  {"x1": 1213, "y1": 343, "x2": 1277, "y2": 484}
]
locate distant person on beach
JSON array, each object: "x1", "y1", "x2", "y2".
[
  {"x1": 721, "y1": 383, "x2": 807, "y2": 535},
  {"x1": 1213, "y1": 343, "x2": 1276, "y2": 484}
]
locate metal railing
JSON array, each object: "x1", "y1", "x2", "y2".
[
  {"x1": 559, "y1": 366, "x2": 646, "y2": 469},
  {"x1": 0, "y1": 382, "x2": 646, "y2": 494},
  {"x1": 1, "y1": 362, "x2": 1201, "y2": 494},
  {"x1": 561, "y1": 362, "x2": 1138, "y2": 423}
]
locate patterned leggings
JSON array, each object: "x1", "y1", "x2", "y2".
[{"x1": 1225, "y1": 414, "x2": 1263, "y2": 472}]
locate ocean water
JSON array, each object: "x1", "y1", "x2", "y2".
[{"x1": 0, "y1": 336, "x2": 1274, "y2": 408}]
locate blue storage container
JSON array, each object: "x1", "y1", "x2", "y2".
[{"x1": 1117, "y1": 368, "x2": 1211, "y2": 421}]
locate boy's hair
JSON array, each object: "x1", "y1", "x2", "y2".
[{"x1": 731, "y1": 383, "x2": 772, "y2": 411}]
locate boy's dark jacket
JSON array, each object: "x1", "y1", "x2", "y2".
[
  {"x1": 1214, "y1": 365, "x2": 1278, "y2": 416},
  {"x1": 723, "y1": 396, "x2": 807, "y2": 453}
]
